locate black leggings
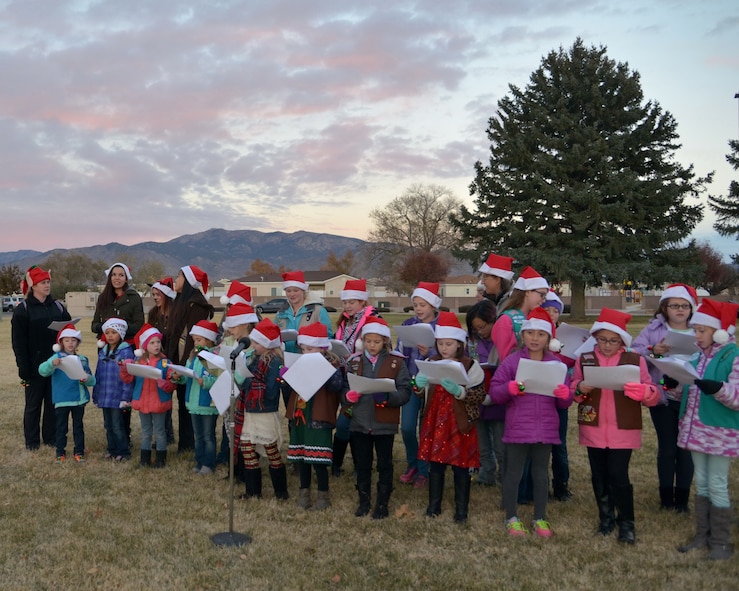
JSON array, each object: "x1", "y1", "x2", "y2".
[{"x1": 502, "y1": 443, "x2": 551, "y2": 520}]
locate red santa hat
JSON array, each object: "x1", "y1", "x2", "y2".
[
  {"x1": 434, "y1": 311, "x2": 467, "y2": 343},
  {"x1": 521, "y1": 307, "x2": 562, "y2": 352},
  {"x1": 250, "y1": 318, "x2": 282, "y2": 349},
  {"x1": 105, "y1": 262, "x2": 133, "y2": 281},
  {"x1": 282, "y1": 270, "x2": 308, "y2": 291},
  {"x1": 151, "y1": 277, "x2": 175, "y2": 300},
  {"x1": 53, "y1": 323, "x2": 82, "y2": 352},
  {"x1": 21, "y1": 265, "x2": 51, "y2": 294},
  {"x1": 181, "y1": 265, "x2": 209, "y2": 295},
  {"x1": 220, "y1": 280, "x2": 253, "y2": 306},
  {"x1": 360, "y1": 316, "x2": 392, "y2": 339},
  {"x1": 340, "y1": 279, "x2": 369, "y2": 302},
  {"x1": 134, "y1": 324, "x2": 163, "y2": 357},
  {"x1": 411, "y1": 281, "x2": 442, "y2": 310},
  {"x1": 223, "y1": 303, "x2": 258, "y2": 328},
  {"x1": 690, "y1": 299, "x2": 739, "y2": 345},
  {"x1": 590, "y1": 307, "x2": 633, "y2": 347},
  {"x1": 99, "y1": 317, "x2": 128, "y2": 348},
  {"x1": 513, "y1": 266, "x2": 549, "y2": 291},
  {"x1": 189, "y1": 320, "x2": 219, "y2": 344},
  {"x1": 659, "y1": 283, "x2": 698, "y2": 309},
  {"x1": 478, "y1": 253, "x2": 515, "y2": 281},
  {"x1": 297, "y1": 323, "x2": 330, "y2": 348}
]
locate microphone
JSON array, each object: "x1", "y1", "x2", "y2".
[{"x1": 230, "y1": 337, "x2": 251, "y2": 359}]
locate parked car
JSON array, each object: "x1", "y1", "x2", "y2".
[
  {"x1": 255, "y1": 298, "x2": 288, "y2": 314},
  {"x1": 2, "y1": 295, "x2": 23, "y2": 312}
]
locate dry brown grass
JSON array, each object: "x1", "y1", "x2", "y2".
[{"x1": 1, "y1": 313, "x2": 738, "y2": 590}]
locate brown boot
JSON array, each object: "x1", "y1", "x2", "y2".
[
  {"x1": 677, "y1": 496, "x2": 710, "y2": 553},
  {"x1": 309, "y1": 490, "x2": 330, "y2": 511},
  {"x1": 297, "y1": 488, "x2": 312, "y2": 510},
  {"x1": 708, "y1": 505, "x2": 734, "y2": 561}
]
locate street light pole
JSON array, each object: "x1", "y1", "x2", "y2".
[{"x1": 735, "y1": 92, "x2": 739, "y2": 138}]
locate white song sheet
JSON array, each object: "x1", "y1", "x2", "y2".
[
  {"x1": 415, "y1": 359, "x2": 469, "y2": 386},
  {"x1": 282, "y1": 352, "x2": 336, "y2": 402},
  {"x1": 514, "y1": 359, "x2": 568, "y2": 397},
  {"x1": 582, "y1": 365, "x2": 640, "y2": 390}
]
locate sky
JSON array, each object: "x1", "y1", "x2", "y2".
[{"x1": 1, "y1": 0, "x2": 738, "y2": 260}]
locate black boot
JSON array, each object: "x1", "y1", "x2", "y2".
[
  {"x1": 552, "y1": 481, "x2": 573, "y2": 502},
  {"x1": 139, "y1": 449, "x2": 152, "y2": 468},
  {"x1": 453, "y1": 469, "x2": 471, "y2": 523},
  {"x1": 592, "y1": 475, "x2": 614, "y2": 535},
  {"x1": 152, "y1": 450, "x2": 167, "y2": 469},
  {"x1": 240, "y1": 468, "x2": 262, "y2": 499},
  {"x1": 659, "y1": 486, "x2": 675, "y2": 511},
  {"x1": 426, "y1": 472, "x2": 444, "y2": 517},
  {"x1": 332, "y1": 436, "x2": 349, "y2": 477},
  {"x1": 613, "y1": 484, "x2": 636, "y2": 544},
  {"x1": 354, "y1": 480, "x2": 371, "y2": 517},
  {"x1": 269, "y1": 466, "x2": 289, "y2": 500},
  {"x1": 674, "y1": 487, "x2": 690, "y2": 514},
  {"x1": 372, "y1": 483, "x2": 392, "y2": 520}
]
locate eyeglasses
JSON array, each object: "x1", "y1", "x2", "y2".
[
  {"x1": 595, "y1": 337, "x2": 622, "y2": 346},
  {"x1": 667, "y1": 304, "x2": 691, "y2": 311},
  {"x1": 532, "y1": 290, "x2": 549, "y2": 297}
]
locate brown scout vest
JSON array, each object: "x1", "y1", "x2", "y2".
[
  {"x1": 348, "y1": 353, "x2": 403, "y2": 424},
  {"x1": 577, "y1": 351, "x2": 642, "y2": 430},
  {"x1": 285, "y1": 353, "x2": 341, "y2": 426}
]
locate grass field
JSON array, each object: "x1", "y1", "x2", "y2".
[{"x1": 1, "y1": 312, "x2": 737, "y2": 590}]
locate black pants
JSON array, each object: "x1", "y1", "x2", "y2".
[
  {"x1": 587, "y1": 447, "x2": 632, "y2": 490},
  {"x1": 24, "y1": 376, "x2": 56, "y2": 449},
  {"x1": 351, "y1": 431, "x2": 394, "y2": 491},
  {"x1": 55, "y1": 405, "x2": 85, "y2": 457},
  {"x1": 503, "y1": 443, "x2": 551, "y2": 520},
  {"x1": 176, "y1": 383, "x2": 194, "y2": 451},
  {"x1": 649, "y1": 401, "x2": 694, "y2": 489}
]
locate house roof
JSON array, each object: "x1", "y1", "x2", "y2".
[{"x1": 236, "y1": 271, "x2": 357, "y2": 283}]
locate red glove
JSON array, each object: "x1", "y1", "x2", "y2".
[
  {"x1": 508, "y1": 381, "x2": 525, "y2": 396},
  {"x1": 346, "y1": 390, "x2": 360, "y2": 403},
  {"x1": 623, "y1": 382, "x2": 645, "y2": 402},
  {"x1": 553, "y1": 384, "x2": 569, "y2": 400}
]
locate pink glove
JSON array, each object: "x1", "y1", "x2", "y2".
[
  {"x1": 553, "y1": 384, "x2": 569, "y2": 400},
  {"x1": 508, "y1": 381, "x2": 525, "y2": 396},
  {"x1": 346, "y1": 390, "x2": 360, "y2": 403},
  {"x1": 623, "y1": 382, "x2": 645, "y2": 402}
]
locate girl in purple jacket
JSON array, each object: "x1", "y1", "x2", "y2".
[{"x1": 490, "y1": 308, "x2": 572, "y2": 538}]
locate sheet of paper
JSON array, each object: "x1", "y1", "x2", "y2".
[
  {"x1": 168, "y1": 363, "x2": 195, "y2": 379},
  {"x1": 347, "y1": 373, "x2": 397, "y2": 394},
  {"x1": 573, "y1": 335, "x2": 597, "y2": 358},
  {"x1": 208, "y1": 371, "x2": 239, "y2": 415},
  {"x1": 557, "y1": 323, "x2": 592, "y2": 360},
  {"x1": 49, "y1": 318, "x2": 82, "y2": 331},
  {"x1": 124, "y1": 363, "x2": 163, "y2": 380},
  {"x1": 583, "y1": 365, "x2": 641, "y2": 390},
  {"x1": 281, "y1": 329, "x2": 298, "y2": 342},
  {"x1": 647, "y1": 356, "x2": 700, "y2": 386},
  {"x1": 234, "y1": 352, "x2": 252, "y2": 378},
  {"x1": 662, "y1": 330, "x2": 698, "y2": 357},
  {"x1": 198, "y1": 350, "x2": 227, "y2": 372},
  {"x1": 283, "y1": 351, "x2": 301, "y2": 368},
  {"x1": 514, "y1": 358, "x2": 568, "y2": 397},
  {"x1": 415, "y1": 359, "x2": 470, "y2": 386},
  {"x1": 393, "y1": 324, "x2": 436, "y2": 349},
  {"x1": 329, "y1": 339, "x2": 351, "y2": 358},
  {"x1": 282, "y1": 352, "x2": 336, "y2": 401},
  {"x1": 57, "y1": 355, "x2": 88, "y2": 380}
]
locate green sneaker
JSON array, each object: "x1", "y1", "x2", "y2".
[
  {"x1": 506, "y1": 516, "x2": 528, "y2": 537},
  {"x1": 74, "y1": 454, "x2": 86, "y2": 463},
  {"x1": 55, "y1": 454, "x2": 66, "y2": 464},
  {"x1": 532, "y1": 519, "x2": 553, "y2": 538}
]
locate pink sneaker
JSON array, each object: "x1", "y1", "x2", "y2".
[
  {"x1": 413, "y1": 474, "x2": 428, "y2": 489},
  {"x1": 399, "y1": 467, "x2": 418, "y2": 484},
  {"x1": 532, "y1": 519, "x2": 553, "y2": 538},
  {"x1": 506, "y1": 516, "x2": 528, "y2": 537}
]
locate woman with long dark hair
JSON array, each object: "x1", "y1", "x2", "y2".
[{"x1": 91, "y1": 263, "x2": 144, "y2": 341}]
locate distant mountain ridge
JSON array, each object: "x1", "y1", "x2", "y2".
[{"x1": 2, "y1": 229, "x2": 368, "y2": 280}]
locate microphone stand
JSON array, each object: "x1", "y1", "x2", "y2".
[{"x1": 211, "y1": 354, "x2": 252, "y2": 547}]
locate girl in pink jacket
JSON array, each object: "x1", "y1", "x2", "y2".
[{"x1": 571, "y1": 308, "x2": 659, "y2": 544}]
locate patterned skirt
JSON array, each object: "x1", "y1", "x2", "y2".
[{"x1": 287, "y1": 400, "x2": 333, "y2": 465}]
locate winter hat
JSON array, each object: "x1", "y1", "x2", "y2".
[
  {"x1": 340, "y1": 279, "x2": 369, "y2": 302},
  {"x1": 478, "y1": 253, "x2": 515, "y2": 281},
  {"x1": 590, "y1": 308, "x2": 633, "y2": 347},
  {"x1": 134, "y1": 324, "x2": 163, "y2": 357},
  {"x1": 105, "y1": 262, "x2": 132, "y2": 281},
  {"x1": 250, "y1": 318, "x2": 282, "y2": 349},
  {"x1": 690, "y1": 299, "x2": 739, "y2": 345},
  {"x1": 181, "y1": 265, "x2": 209, "y2": 295},
  {"x1": 151, "y1": 277, "x2": 175, "y2": 300},
  {"x1": 282, "y1": 270, "x2": 308, "y2": 291},
  {"x1": 189, "y1": 320, "x2": 219, "y2": 344},
  {"x1": 513, "y1": 266, "x2": 549, "y2": 291},
  {"x1": 659, "y1": 283, "x2": 698, "y2": 309},
  {"x1": 411, "y1": 281, "x2": 442, "y2": 309},
  {"x1": 220, "y1": 280, "x2": 253, "y2": 306},
  {"x1": 21, "y1": 265, "x2": 51, "y2": 294},
  {"x1": 542, "y1": 290, "x2": 564, "y2": 313},
  {"x1": 360, "y1": 316, "x2": 392, "y2": 339},
  {"x1": 434, "y1": 311, "x2": 467, "y2": 343},
  {"x1": 297, "y1": 323, "x2": 330, "y2": 348},
  {"x1": 99, "y1": 317, "x2": 128, "y2": 348},
  {"x1": 223, "y1": 303, "x2": 258, "y2": 328},
  {"x1": 53, "y1": 323, "x2": 82, "y2": 352},
  {"x1": 521, "y1": 307, "x2": 562, "y2": 352}
]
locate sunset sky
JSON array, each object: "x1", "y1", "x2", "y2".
[{"x1": 2, "y1": 1, "x2": 738, "y2": 259}]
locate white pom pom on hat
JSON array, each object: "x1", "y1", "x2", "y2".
[{"x1": 690, "y1": 298, "x2": 739, "y2": 344}]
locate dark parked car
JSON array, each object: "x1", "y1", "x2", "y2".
[{"x1": 255, "y1": 298, "x2": 288, "y2": 314}]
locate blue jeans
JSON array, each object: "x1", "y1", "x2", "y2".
[
  {"x1": 140, "y1": 412, "x2": 167, "y2": 452},
  {"x1": 102, "y1": 407, "x2": 130, "y2": 458},
  {"x1": 691, "y1": 451, "x2": 732, "y2": 508},
  {"x1": 400, "y1": 393, "x2": 428, "y2": 477},
  {"x1": 477, "y1": 419, "x2": 504, "y2": 484},
  {"x1": 55, "y1": 405, "x2": 85, "y2": 457},
  {"x1": 335, "y1": 411, "x2": 351, "y2": 442},
  {"x1": 650, "y1": 401, "x2": 694, "y2": 490},
  {"x1": 192, "y1": 413, "x2": 217, "y2": 470}
]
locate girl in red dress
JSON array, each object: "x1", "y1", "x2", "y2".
[{"x1": 417, "y1": 312, "x2": 486, "y2": 522}]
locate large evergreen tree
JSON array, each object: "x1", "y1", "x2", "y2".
[
  {"x1": 452, "y1": 39, "x2": 709, "y2": 318},
  {"x1": 708, "y1": 139, "x2": 739, "y2": 241}
]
